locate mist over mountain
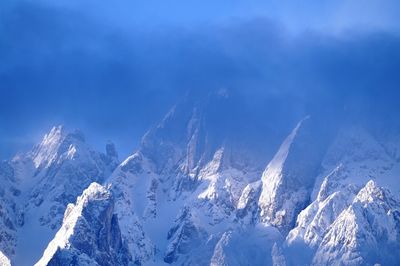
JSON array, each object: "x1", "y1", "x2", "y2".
[
  {"x1": 1, "y1": 1, "x2": 400, "y2": 266},
  {"x1": 1, "y1": 0, "x2": 400, "y2": 160}
]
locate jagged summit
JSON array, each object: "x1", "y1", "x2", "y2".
[
  {"x1": 30, "y1": 125, "x2": 88, "y2": 170},
  {"x1": 0, "y1": 125, "x2": 121, "y2": 266},
  {"x1": 35, "y1": 182, "x2": 131, "y2": 266},
  {"x1": 258, "y1": 116, "x2": 329, "y2": 234},
  {"x1": 140, "y1": 91, "x2": 294, "y2": 178},
  {"x1": 30, "y1": 125, "x2": 66, "y2": 169},
  {"x1": 313, "y1": 180, "x2": 400, "y2": 265},
  {"x1": 356, "y1": 180, "x2": 389, "y2": 204}
]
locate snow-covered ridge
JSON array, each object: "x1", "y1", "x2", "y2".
[
  {"x1": 1, "y1": 98, "x2": 400, "y2": 266},
  {"x1": 258, "y1": 118, "x2": 305, "y2": 220},
  {"x1": 258, "y1": 116, "x2": 326, "y2": 234},
  {"x1": 313, "y1": 180, "x2": 400, "y2": 265},
  {"x1": 24, "y1": 124, "x2": 119, "y2": 229},
  {"x1": 31, "y1": 126, "x2": 66, "y2": 169},
  {"x1": 35, "y1": 182, "x2": 131, "y2": 266},
  {"x1": 0, "y1": 125, "x2": 120, "y2": 266}
]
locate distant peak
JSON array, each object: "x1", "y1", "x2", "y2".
[
  {"x1": 31, "y1": 126, "x2": 67, "y2": 168},
  {"x1": 30, "y1": 125, "x2": 86, "y2": 169}
]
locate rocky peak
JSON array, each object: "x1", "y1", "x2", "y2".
[
  {"x1": 30, "y1": 125, "x2": 66, "y2": 169},
  {"x1": 313, "y1": 180, "x2": 400, "y2": 265},
  {"x1": 29, "y1": 126, "x2": 90, "y2": 170},
  {"x1": 25, "y1": 125, "x2": 119, "y2": 225},
  {"x1": 35, "y1": 182, "x2": 132, "y2": 266},
  {"x1": 355, "y1": 180, "x2": 390, "y2": 205},
  {"x1": 258, "y1": 116, "x2": 327, "y2": 234},
  {"x1": 9, "y1": 126, "x2": 121, "y2": 265}
]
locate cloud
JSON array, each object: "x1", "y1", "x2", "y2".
[{"x1": 0, "y1": 1, "x2": 399, "y2": 159}]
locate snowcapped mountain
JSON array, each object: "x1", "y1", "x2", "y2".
[
  {"x1": 313, "y1": 180, "x2": 400, "y2": 265},
  {"x1": 35, "y1": 182, "x2": 131, "y2": 266},
  {"x1": 0, "y1": 125, "x2": 119, "y2": 265},
  {"x1": 1, "y1": 95, "x2": 400, "y2": 265},
  {"x1": 258, "y1": 116, "x2": 327, "y2": 234},
  {"x1": 26, "y1": 126, "x2": 118, "y2": 230},
  {"x1": 285, "y1": 125, "x2": 400, "y2": 265},
  {"x1": 106, "y1": 93, "x2": 277, "y2": 264}
]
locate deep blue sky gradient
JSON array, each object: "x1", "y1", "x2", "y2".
[{"x1": 1, "y1": 0, "x2": 400, "y2": 159}]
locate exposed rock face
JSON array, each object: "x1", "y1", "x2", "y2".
[
  {"x1": 35, "y1": 183, "x2": 131, "y2": 266},
  {"x1": 106, "y1": 153, "x2": 157, "y2": 264}
]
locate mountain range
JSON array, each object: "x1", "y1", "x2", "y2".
[{"x1": 1, "y1": 93, "x2": 400, "y2": 265}]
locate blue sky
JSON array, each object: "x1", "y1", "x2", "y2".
[{"x1": 1, "y1": 0, "x2": 400, "y2": 159}]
